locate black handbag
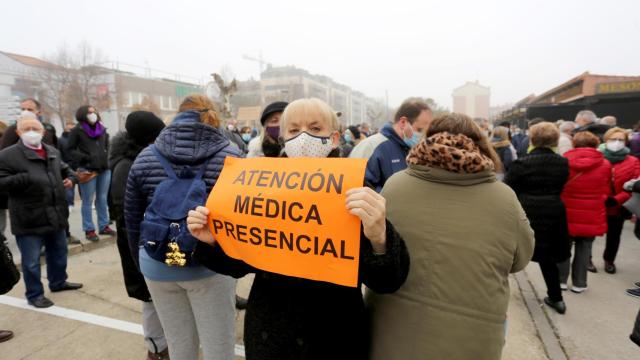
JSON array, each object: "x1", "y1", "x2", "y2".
[{"x1": 0, "y1": 241, "x2": 20, "y2": 295}]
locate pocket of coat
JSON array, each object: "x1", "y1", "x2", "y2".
[{"x1": 141, "y1": 220, "x2": 170, "y2": 262}]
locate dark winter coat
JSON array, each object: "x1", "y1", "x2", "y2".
[
  {"x1": 494, "y1": 144, "x2": 514, "y2": 172},
  {"x1": 67, "y1": 122, "x2": 109, "y2": 172},
  {"x1": 0, "y1": 142, "x2": 76, "y2": 236},
  {"x1": 606, "y1": 154, "x2": 640, "y2": 216},
  {"x1": 365, "y1": 122, "x2": 411, "y2": 192},
  {"x1": 124, "y1": 111, "x2": 243, "y2": 267},
  {"x1": 561, "y1": 148, "x2": 611, "y2": 237},
  {"x1": 57, "y1": 131, "x2": 75, "y2": 169},
  {"x1": 505, "y1": 147, "x2": 571, "y2": 263},
  {"x1": 574, "y1": 123, "x2": 611, "y2": 142},
  {"x1": 223, "y1": 128, "x2": 248, "y2": 154},
  {"x1": 109, "y1": 131, "x2": 151, "y2": 302},
  {"x1": 193, "y1": 220, "x2": 409, "y2": 360}
]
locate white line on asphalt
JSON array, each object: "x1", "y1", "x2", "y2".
[{"x1": 0, "y1": 295, "x2": 246, "y2": 357}]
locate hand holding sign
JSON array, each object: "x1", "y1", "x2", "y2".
[
  {"x1": 346, "y1": 187, "x2": 387, "y2": 254},
  {"x1": 187, "y1": 207, "x2": 215, "y2": 245}
]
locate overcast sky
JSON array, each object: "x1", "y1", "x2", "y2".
[{"x1": 3, "y1": 0, "x2": 639, "y2": 108}]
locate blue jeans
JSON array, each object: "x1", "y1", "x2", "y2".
[
  {"x1": 66, "y1": 184, "x2": 76, "y2": 207},
  {"x1": 79, "y1": 170, "x2": 111, "y2": 232},
  {"x1": 16, "y1": 230, "x2": 68, "y2": 300}
]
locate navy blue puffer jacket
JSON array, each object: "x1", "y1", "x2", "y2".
[{"x1": 124, "y1": 111, "x2": 243, "y2": 265}]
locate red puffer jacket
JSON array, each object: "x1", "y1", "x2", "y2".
[
  {"x1": 561, "y1": 148, "x2": 611, "y2": 237},
  {"x1": 608, "y1": 154, "x2": 640, "y2": 216}
]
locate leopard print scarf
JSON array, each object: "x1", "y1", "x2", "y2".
[{"x1": 406, "y1": 132, "x2": 495, "y2": 173}]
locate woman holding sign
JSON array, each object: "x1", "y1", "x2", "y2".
[
  {"x1": 366, "y1": 114, "x2": 535, "y2": 360},
  {"x1": 188, "y1": 98, "x2": 410, "y2": 360}
]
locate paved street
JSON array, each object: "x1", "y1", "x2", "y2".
[{"x1": 1, "y1": 208, "x2": 638, "y2": 359}]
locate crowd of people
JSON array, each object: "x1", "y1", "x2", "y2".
[{"x1": 1, "y1": 95, "x2": 639, "y2": 359}]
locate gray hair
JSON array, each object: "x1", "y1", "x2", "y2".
[
  {"x1": 600, "y1": 116, "x2": 617, "y2": 126},
  {"x1": 575, "y1": 110, "x2": 597, "y2": 125},
  {"x1": 559, "y1": 121, "x2": 577, "y2": 134}
]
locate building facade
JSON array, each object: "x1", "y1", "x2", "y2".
[{"x1": 452, "y1": 81, "x2": 490, "y2": 119}]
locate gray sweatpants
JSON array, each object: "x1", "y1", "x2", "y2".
[
  {"x1": 559, "y1": 237, "x2": 594, "y2": 288},
  {"x1": 142, "y1": 301, "x2": 168, "y2": 353},
  {"x1": 145, "y1": 275, "x2": 236, "y2": 360}
]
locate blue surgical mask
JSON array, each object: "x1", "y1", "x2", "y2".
[
  {"x1": 404, "y1": 132, "x2": 421, "y2": 147},
  {"x1": 344, "y1": 134, "x2": 352, "y2": 143},
  {"x1": 241, "y1": 133, "x2": 252, "y2": 142}
]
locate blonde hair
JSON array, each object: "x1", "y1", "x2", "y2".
[
  {"x1": 604, "y1": 127, "x2": 628, "y2": 142},
  {"x1": 281, "y1": 98, "x2": 339, "y2": 134},
  {"x1": 529, "y1": 122, "x2": 560, "y2": 148},
  {"x1": 178, "y1": 94, "x2": 220, "y2": 128},
  {"x1": 491, "y1": 126, "x2": 509, "y2": 142}
]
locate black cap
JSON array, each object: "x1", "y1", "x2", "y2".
[
  {"x1": 125, "y1": 111, "x2": 165, "y2": 146},
  {"x1": 260, "y1": 101, "x2": 288, "y2": 126},
  {"x1": 347, "y1": 125, "x2": 361, "y2": 140}
]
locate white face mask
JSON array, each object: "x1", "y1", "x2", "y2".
[
  {"x1": 87, "y1": 113, "x2": 98, "y2": 124},
  {"x1": 284, "y1": 132, "x2": 334, "y2": 158},
  {"x1": 606, "y1": 140, "x2": 625, "y2": 152},
  {"x1": 21, "y1": 131, "x2": 43, "y2": 147}
]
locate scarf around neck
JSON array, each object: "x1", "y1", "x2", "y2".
[
  {"x1": 600, "y1": 144, "x2": 630, "y2": 164},
  {"x1": 406, "y1": 132, "x2": 495, "y2": 173},
  {"x1": 82, "y1": 121, "x2": 105, "y2": 138}
]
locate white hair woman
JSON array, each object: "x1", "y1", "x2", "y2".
[{"x1": 187, "y1": 98, "x2": 410, "y2": 360}]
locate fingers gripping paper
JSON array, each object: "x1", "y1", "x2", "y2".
[{"x1": 205, "y1": 157, "x2": 367, "y2": 287}]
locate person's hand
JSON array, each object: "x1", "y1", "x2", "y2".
[
  {"x1": 605, "y1": 197, "x2": 618, "y2": 207},
  {"x1": 63, "y1": 178, "x2": 73, "y2": 189},
  {"x1": 187, "y1": 206, "x2": 216, "y2": 245},
  {"x1": 346, "y1": 187, "x2": 387, "y2": 253}
]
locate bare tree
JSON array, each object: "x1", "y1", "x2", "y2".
[{"x1": 37, "y1": 41, "x2": 109, "y2": 123}]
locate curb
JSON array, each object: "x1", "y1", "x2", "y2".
[{"x1": 514, "y1": 270, "x2": 569, "y2": 360}]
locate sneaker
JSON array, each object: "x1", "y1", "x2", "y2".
[
  {"x1": 604, "y1": 261, "x2": 616, "y2": 274},
  {"x1": 99, "y1": 226, "x2": 116, "y2": 236},
  {"x1": 28, "y1": 296, "x2": 54, "y2": 308},
  {"x1": 85, "y1": 230, "x2": 99, "y2": 242},
  {"x1": 587, "y1": 260, "x2": 598, "y2": 273},
  {"x1": 560, "y1": 283, "x2": 568, "y2": 291},
  {"x1": 627, "y1": 288, "x2": 640, "y2": 299},
  {"x1": 543, "y1": 297, "x2": 566, "y2": 315},
  {"x1": 571, "y1": 286, "x2": 587, "y2": 293},
  {"x1": 67, "y1": 235, "x2": 81, "y2": 245}
]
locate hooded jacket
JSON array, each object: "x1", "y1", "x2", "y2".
[
  {"x1": 365, "y1": 123, "x2": 411, "y2": 192},
  {"x1": 366, "y1": 165, "x2": 534, "y2": 360},
  {"x1": 108, "y1": 131, "x2": 150, "y2": 301},
  {"x1": 124, "y1": 111, "x2": 243, "y2": 270},
  {"x1": 561, "y1": 148, "x2": 611, "y2": 237}
]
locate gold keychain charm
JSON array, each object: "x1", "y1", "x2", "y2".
[{"x1": 165, "y1": 242, "x2": 187, "y2": 267}]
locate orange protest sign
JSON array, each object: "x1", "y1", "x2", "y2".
[{"x1": 205, "y1": 157, "x2": 367, "y2": 287}]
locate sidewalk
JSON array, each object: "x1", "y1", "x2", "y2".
[{"x1": 522, "y1": 222, "x2": 640, "y2": 360}]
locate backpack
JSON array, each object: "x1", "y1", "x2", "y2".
[{"x1": 140, "y1": 145, "x2": 211, "y2": 267}]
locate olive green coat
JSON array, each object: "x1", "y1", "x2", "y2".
[{"x1": 366, "y1": 165, "x2": 534, "y2": 360}]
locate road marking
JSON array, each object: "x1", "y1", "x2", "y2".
[{"x1": 0, "y1": 295, "x2": 245, "y2": 357}]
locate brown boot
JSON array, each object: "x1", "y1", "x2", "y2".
[{"x1": 147, "y1": 348, "x2": 169, "y2": 360}]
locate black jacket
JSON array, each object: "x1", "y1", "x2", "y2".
[
  {"x1": 109, "y1": 132, "x2": 151, "y2": 302},
  {"x1": 0, "y1": 142, "x2": 76, "y2": 236},
  {"x1": 57, "y1": 131, "x2": 75, "y2": 168},
  {"x1": 505, "y1": 147, "x2": 571, "y2": 263},
  {"x1": 67, "y1": 122, "x2": 109, "y2": 172},
  {"x1": 193, "y1": 221, "x2": 410, "y2": 360}
]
